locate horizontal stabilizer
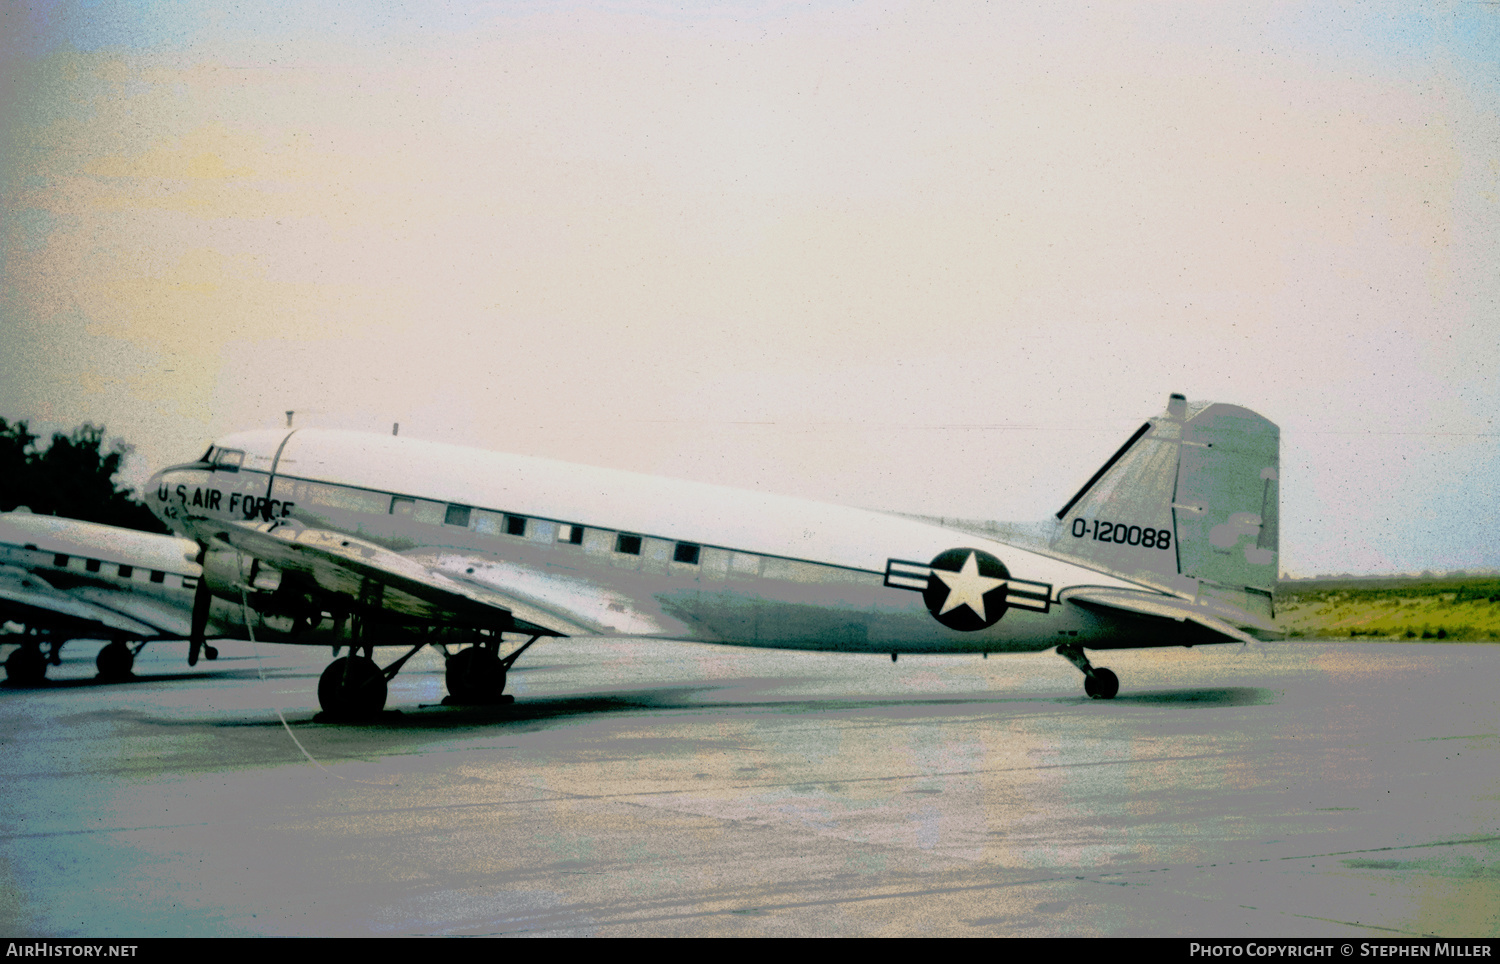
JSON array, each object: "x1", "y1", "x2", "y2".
[{"x1": 1064, "y1": 587, "x2": 1273, "y2": 644}]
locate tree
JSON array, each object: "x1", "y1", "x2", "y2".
[
  {"x1": 0, "y1": 419, "x2": 38, "y2": 508},
  {"x1": 0, "y1": 419, "x2": 168, "y2": 533}
]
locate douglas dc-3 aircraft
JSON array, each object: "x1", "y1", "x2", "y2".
[
  {"x1": 0, "y1": 510, "x2": 237, "y2": 683},
  {"x1": 145, "y1": 394, "x2": 1280, "y2": 717}
]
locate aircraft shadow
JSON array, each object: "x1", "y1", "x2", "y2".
[
  {"x1": 236, "y1": 683, "x2": 1045, "y2": 729},
  {"x1": 292, "y1": 681, "x2": 1281, "y2": 729},
  {"x1": 1110, "y1": 686, "x2": 1279, "y2": 707},
  {"x1": 1, "y1": 668, "x2": 276, "y2": 689}
]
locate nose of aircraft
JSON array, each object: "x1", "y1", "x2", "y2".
[
  {"x1": 146, "y1": 458, "x2": 209, "y2": 534},
  {"x1": 146, "y1": 466, "x2": 176, "y2": 529}
]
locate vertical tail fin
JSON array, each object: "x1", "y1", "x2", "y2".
[{"x1": 1049, "y1": 394, "x2": 1279, "y2": 624}]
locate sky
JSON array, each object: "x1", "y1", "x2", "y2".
[{"x1": 2, "y1": 0, "x2": 1497, "y2": 577}]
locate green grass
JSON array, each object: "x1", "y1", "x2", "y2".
[{"x1": 1276, "y1": 575, "x2": 1500, "y2": 641}]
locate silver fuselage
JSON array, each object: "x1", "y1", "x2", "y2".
[{"x1": 148, "y1": 429, "x2": 1164, "y2": 654}]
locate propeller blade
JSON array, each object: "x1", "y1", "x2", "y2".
[{"x1": 189, "y1": 548, "x2": 211, "y2": 667}]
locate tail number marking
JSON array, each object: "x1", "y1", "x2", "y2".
[{"x1": 1070, "y1": 519, "x2": 1171, "y2": 550}]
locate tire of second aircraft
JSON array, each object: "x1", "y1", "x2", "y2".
[
  {"x1": 4, "y1": 646, "x2": 47, "y2": 685},
  {"x1": 96, "y1": 641, "x2": 135, "y2": 680}
]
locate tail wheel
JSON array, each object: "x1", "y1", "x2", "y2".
[
  {"x1": 5, "y1": 646, "x2": 47, "y2": 685},
  {"x1": 317, "y1": 656, "x2": 387, "y2": 718},
  {"x1": 1084, "y1": 667, "x2": 1119, "y2": 700},
  {"x1": 445, "y1": 647, "x2": 507, "y2": 704},
  {"x1": 96, "y1": 641, "x2": 135, "y2": 680}
]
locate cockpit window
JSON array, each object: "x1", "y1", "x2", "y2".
[
  {"x1": 200, "y1": 446, "x2": 217, "y2": 464},
  {"x1": 214, "y1": 449, "x2": 244, "y2": 473}
]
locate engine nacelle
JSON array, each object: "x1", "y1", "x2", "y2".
[
  {"x1": 201, "y1": 547, "x2": 335, "y2": 637},
  {"x1": 201, "y1": 548, "x2": 282, "y2": 595}
]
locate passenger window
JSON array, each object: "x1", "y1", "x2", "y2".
[
  {"x1": 85, "y1": 559, "x2": 101, "y2": 573},
  {"x1": 615, "y1": 534, "x2": 642, "y2": 555},
  {"x1": 150, "y1": 570, "x2": 165, "y2": 583},
  {"x1": 558, "y1": 524, "x2": 584, "y2": 545},
  {"x1": 444, "y1": 504, "x2": 471, "y2": 527},
  {"x1": 54, "y1": 553, "x2": 68, "y2": 567},
  {"x1": 412, "y1": 501, "x2": 445, "y2": 525},
  {"x1": 118, "y1": 564, "x2": 133, "y2": 579},
  {"x1": 505, "y1": 515, "x2": 526, "y2": 537},
  {"x1": 390, "y1": 497, "x2": 415, "y2": 517},
  {"x1": 674, "y1": 543, "x2": 701, "y2": 565}
]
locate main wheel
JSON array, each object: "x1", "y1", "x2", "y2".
[
  {"x1": 445, "y1": 647, "x2": 507, "y2": 704},
  {"x1": 1084, "y1": 667, "x2": 1119, "y2": 700},
  {"x1": 317, "y1": 656, "x2": 387, "y2": 717},
  {"x1": 96, "y1": 641, "x2": 135, "y2": 680},
  {"x1": 4, "y1": 646, "x2": 47, "y2": 685}
]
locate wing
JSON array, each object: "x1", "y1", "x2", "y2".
[
  {"x1": 1063, "y1": 586, "x2": 1278, "y2": 644},
  {"x1": 210, "y1": 520, "x2": 590, "y2": 637},
  {"x1": 0, "y1": 564, "x2": 168, "y2": 638}
]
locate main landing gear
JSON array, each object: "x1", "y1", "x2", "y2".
[
  {"x1": 314, "y1": 633, "x2": 547, "y2": 719},
  {"x1": 4, "y1": 636, "x2": 151, "y2": 684},
  {"x1": 1056, "y1": 643, "x2": 1119, "y2": 700}
]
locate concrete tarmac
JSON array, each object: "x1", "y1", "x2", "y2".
[{"x1": 1, "y1": 637, "x2": 1497, "y2": 937}]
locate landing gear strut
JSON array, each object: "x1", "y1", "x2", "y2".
[
  {"x1": 314, "y1": 612, "x2": 425, "y2": 719},
  {"x1": 1056, "y1": 643, "x2": 1119, "y2": 699},
  {"x1": 314, "y1": 624, "x2": 444, "y2": 719}
]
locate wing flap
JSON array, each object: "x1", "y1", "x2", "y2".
[
  {"x1": 212, "y1": 521, "x2": 580, "y2": 637},
  {"x1": 1064, "y1": 587, "x2": 1267, "y2": 644},
  {"x1": 421, "y1": 553, "x2": 667, "y2": 637}
]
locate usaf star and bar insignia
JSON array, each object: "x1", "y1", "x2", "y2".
[{"x1": 884, "y1": 548, "x2": 1052, "y2": 631}]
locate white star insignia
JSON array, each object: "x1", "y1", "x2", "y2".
[{"x1": 932, "y1": 552, "x2": 1007, "y2": 621}]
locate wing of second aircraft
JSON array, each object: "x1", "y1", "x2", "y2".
[{"x1": 0, "y1": 564, "x2": 168, "y2": 638}]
